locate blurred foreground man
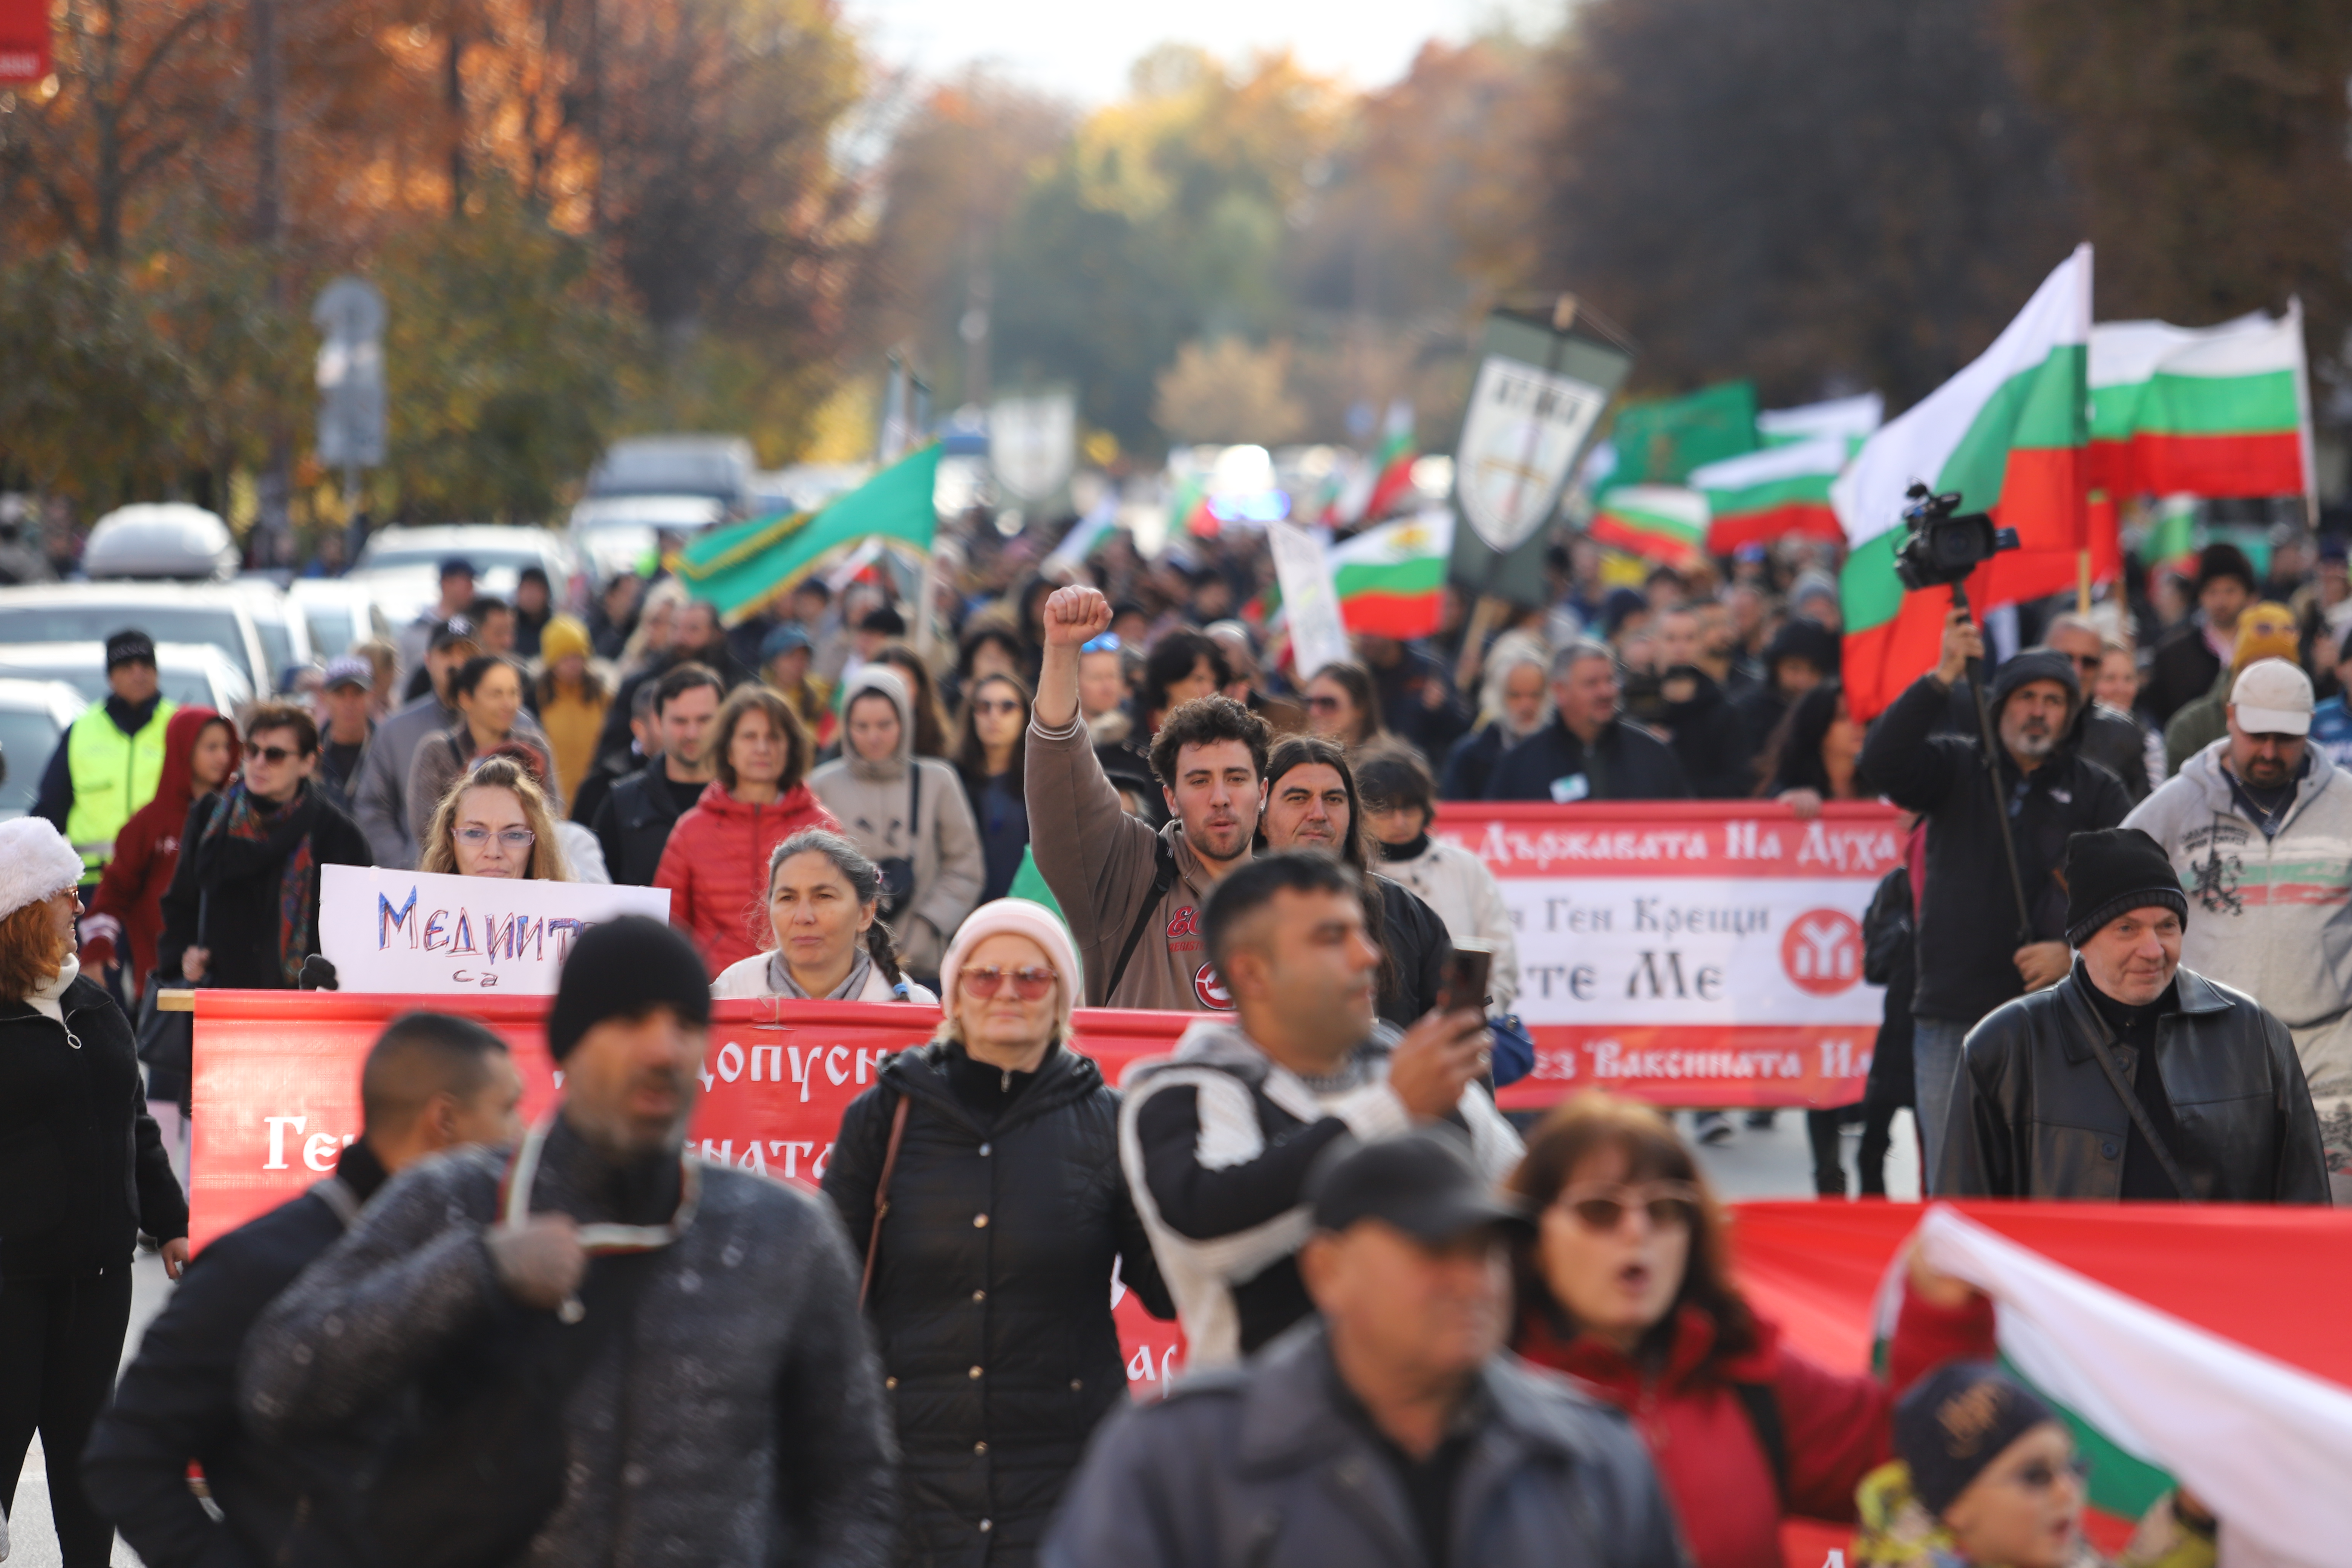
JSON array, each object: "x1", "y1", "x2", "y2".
[
  {"x1": 1940, "y1": 829, "x2": 2328, "y2": 1203},
  {"x1": 83, "y1": 1013, "x2": 523, "y2": 1567},
  {"x1": 236, "y1": 917, "x2": 896, "y2": 1567},
  {"x1": 1044, "y1": 1130, "x2": 1681, "y2": 1568}
]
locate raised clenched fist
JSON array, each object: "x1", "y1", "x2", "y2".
[{"x1": 1043, "y1": 585, "x2": 1113, "y2": 647}]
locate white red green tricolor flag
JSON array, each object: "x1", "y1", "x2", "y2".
[
  {"x1": 1589, "y1": 484, "x2": 1707, "y2": 565},
  {"x1": 1833, "y1": 243, "x2": 2100, "y2": 720},
  {"x1": 1757, "y1": 390, "x2": 1883, "y2": 449},
  {"x1": 1732, "y1": 1200, "x2": 2352, "y2": 1568},
  {"x1": 1330, "y1": 509, "x2": 1451, "y2": 638},
  {"x1": 1331, "y1": 399, "x2": 1418, "y2": 525},
  {"x1": 1689, "y1": 436, "x2": 1851, "y2": 553},
  {"x1": 2089, "y1": 305, "x2": 2314, "y2": 508}
]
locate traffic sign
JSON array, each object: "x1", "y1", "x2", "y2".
[{"x1": 312, "y1": 277, "x2": 386, "y2": 469}]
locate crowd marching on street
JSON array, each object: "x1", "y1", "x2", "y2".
[{"x1": 3, "y1": 491, "x2": 2346, "y2": 1568}]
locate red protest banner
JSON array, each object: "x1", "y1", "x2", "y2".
[{"x1": 0, "y1": 0, "x2": 50, "y2": 86}]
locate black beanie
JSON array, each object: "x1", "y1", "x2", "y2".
[
  {"x1": 2063, "y1": 827, "x2": 2187, "y2": 948},
  {"x1": 2195, "y1": 541, "x2": 2256, "y2": 595},
  {"x1": 1894, "y1": 1361, "x2": 2061, "y2": 1517},
  {"x1": 548, "y1": 915, "x2": 712, "y2": 1062}
]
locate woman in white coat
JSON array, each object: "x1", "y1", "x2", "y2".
[
  {"x1": 1355, "y1": 747, "x2": 1520, "y2": 1010},
  {"x1": 710, "y1": 828, "x2": 940, "y2": 1003}
]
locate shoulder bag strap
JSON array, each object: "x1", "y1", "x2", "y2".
[
  {"x1": 2081, "y1": 1027, "x2": 2196, "y2": 1197},
  {"x1": 1729, "y1": 1381, "x2": 1790, "y2": 1508},
  {"x1": 907, "y1": 760, "x2": 922, "y2": 841},
  {"x1": 858, "y1": 1093, "x2": 913, "y2": 1312},
  {"x1": 1104, "y1": 835, "x2": 1179, "y2": 1003}
]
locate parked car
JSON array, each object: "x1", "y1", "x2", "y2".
[
  {"x1": 586, "y1": 434, "x2": 755, "y2": 509},
  {"x1": 81, "y1": 504, "x2": 239, "y2": 582},
  {"x1": 0, "y1": 583, "x2": 273, "y2": 694},
  {"x1": 228, "y1": 578, "x2": 315, "y2": 688},
  {"x1": 565, "y1": 494, "x2": 726, "y2": 585},
  {"x1": 347, "y1": 524, "x2": 579, "y2": 629},
  {"x1": 0, "y1": 678, "x2": 91, "y2": 819},
  {"x1": 287, "y1": 577, "x2": 394, "y2": 658},
  {"x1": 0, "y1": 642, "x2": 254, "y2": 715}
]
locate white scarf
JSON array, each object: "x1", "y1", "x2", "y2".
[{"x1": 30, "y1": 953, "x2": 78, "y2": 1022}]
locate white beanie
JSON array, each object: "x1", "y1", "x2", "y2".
[
  {"x1": 937, "y1": 899, "x2": 1084, "y2": 1037},
  {"x1": 0, "y1": 818, "x2": 87, "y2": 922}
]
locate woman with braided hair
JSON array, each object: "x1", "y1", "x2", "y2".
[{"x1": 709, "y1": 828, "x2": 938, "y2": 1003}]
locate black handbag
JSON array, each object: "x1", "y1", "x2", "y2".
[{"x1": 875, "y1": 766, "x2": 922, "y2": 919}]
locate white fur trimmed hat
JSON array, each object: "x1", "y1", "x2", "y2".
[
  {"x1": 0, "y1": 817, "x2": 88, "y2": 921},
  {"x1": 938, "y1": 899, "x2": 1085, "y2": 1035}
]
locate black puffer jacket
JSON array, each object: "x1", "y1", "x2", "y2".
[
  {"x1": 1940, "y1": 963, "x2": 2330, "y2": 1202},
  {"x1": 823, "y1": 1040, "x2": 1173, "y2": 1568},
  {"x1": 0, "y1": 969, "x2": 186, "y2": 1279}
]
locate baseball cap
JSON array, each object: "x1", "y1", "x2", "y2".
[
  {"x1": 322, "y1": 654, "x2": 373, "y2": 692},
  {"x1": 104, "y1": 629, "x2": 156, "y2": 670},
  {"x1": 437, "y1": 556, "x2": 477, "y2": 581},
  {"x1": 759, "y1": 622, "x2": 813, "y2": 663},
  {"x1": 429, "y1": 615, "x2": 481, "y2": 654},
  {"x1": 1308, "y1": 1128, "x2": 1530, "y2": 1245},
  {"x1": 2230, "y1": 657, "x2": 2314, "y2": 737}
]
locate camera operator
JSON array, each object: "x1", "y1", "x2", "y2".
[{"x1": 1859, "y1": 606, "x2": 2131, "y2": 1186}]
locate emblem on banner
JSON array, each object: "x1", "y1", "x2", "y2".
[
  {"x1": 1456, "y1": 355, "x2": 1610, "y2": 553},
  {"x1": 1781, "y1": 910, "x2": 1863, "y2": 996}
]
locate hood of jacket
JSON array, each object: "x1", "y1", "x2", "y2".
[
  {"x1": 689, "y1": 777, "x2": 827, "y2": 823},
  {"x1": 2175, "y1": 733, "x2": 2337, "y2": 821},
  {"x1": 840, "y1": 664, "x2": 913, "y2": 783},
  {"x1": 1989, "y1": 649, "x2": 2081, "y2": 716},
  {"x1": 1129, "y1": 1015, "x2": 1400, "y2": 1094},
  {"x1": 143, "y1": 705, "x2": 227, "y2": 830}
]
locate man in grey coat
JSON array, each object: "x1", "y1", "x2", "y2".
[
  {"x1": 236, "y1": 917, "x2": 897, "y2": 1568},
  {"x1": 1044, "y1": 1130, "x2": 1683, "y2": 1568}
]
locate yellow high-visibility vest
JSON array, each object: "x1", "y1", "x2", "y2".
[{"x1": 64, "y1": 699, "x2": 178, "y2": 883}]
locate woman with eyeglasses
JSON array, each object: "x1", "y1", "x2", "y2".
[
  {"x1": 1303, "y1": 660, "x2": 1388, "y2": 750},
  {"x1": 1507, "y1": 1093, "x2": 1996, "y2": 1568},
  {"x1": 955, "y1": 671, "x2": 1032, "y2": 904},
  {"x1": 822, "y1": 900, "x2": 1171, "y2": 1568},
  {"x1": 709, "y1": 828, "x2": 934, "y2": 1003},
  {"x1": 418, "y1": 753, "x2": 572, "y2": 880}
]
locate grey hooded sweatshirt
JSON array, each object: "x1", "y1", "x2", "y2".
[{"x1": 808, "y1": 665, "x2": 983, "y2": 977}]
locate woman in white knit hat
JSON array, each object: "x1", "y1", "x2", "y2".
[
  {"x1": 820, "y1": 898, "x2": 1172, "y2": 1568},
  {"x1": 0, "y1": 816, "x2": 188, "y2": 1566}
]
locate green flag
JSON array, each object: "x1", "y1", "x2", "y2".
[
  {"x1": 677, "y1": 445, "x2": 942, "y2": 624},
  {"x1": 1606, "y1": 381, "x2": 1759, "y2": 486},
  {"x1": 1004, "y1": 847, "x2": 1082, "y2": 992}
]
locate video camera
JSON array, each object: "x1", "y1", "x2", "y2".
[{"x1": 1892, "y1": 483, "x2": 2019, "y2": 592}]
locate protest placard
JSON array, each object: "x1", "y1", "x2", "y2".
[{"x1": 317, "y1": 865, "x2": 670, "y2": 995}]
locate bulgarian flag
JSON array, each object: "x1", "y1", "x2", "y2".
[
  {"x1": 1833, "y1": 244, "x2": 2098, "y2": 721},
  {"x1": 1335, "y1": 399, "x2": 1418, "y2": 525},
  {"x1": 1733, "y1": 1201, "x2": 2352, "y2": 1568},
  {"x1": 2089, "y1": 304, "x2": 2314, "y2": 505},
  {"x1": 1689, "y1": 436, "x2": 1851, "y2": 553},
  {"x1": 1757, "y1": 390, "x2": 1883, "y2": 449},
  {"x1": 1588, "y1": 484, "x2": 1707, "y2": 565},
  {"x1": 1331, "y1": 509, "x2": 1451, "y2": 638}
]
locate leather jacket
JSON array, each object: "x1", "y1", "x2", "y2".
[{"x1": 1939, "y1": 963, "x2": 2331, "y2": 1203}]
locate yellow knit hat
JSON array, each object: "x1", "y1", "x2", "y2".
[{"x1": 540, "y1": 614, "x2": 591, "y2": 664}]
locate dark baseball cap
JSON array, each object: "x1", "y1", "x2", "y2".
[
  {"x1": 322, "y1": 654, "x2": 373, "y2": 691},
  {"x1": 105, "y1": 629, "x2": 156, "y2": 670},
  {"x1": 438, "y1": 556, "x2": 477, "y2": 581},
  {"x1": 1308, "y1": 1128, "x2": 1530, "y2": 1244},
  {"x1": 429, "y1": 615, "x2": 481, "y2": 653}
]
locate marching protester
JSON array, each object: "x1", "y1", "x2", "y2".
[
  {"x1": 1940, "y1": 827, "x2": 2329, "y2": 1202},
  {"x1": 160, "y1": 701, "x2": 373, "y2": 992},
  {"x1": 1045, "y1": 1129, "x2": 1683, "y2": 1568},
  {"x1": 761, "y1": 621, "x2": 834, "y2": 749},
  {"x1": 311, "y1": 656, "x2": 377, "y2": 813},
  {"x1": 34, "y1": 628, "x2": 177, "y2": 889},
  {"x1": 393, "y1": 555, "x2": 476, "y2": 674},
  {"x1": 2146, "y1": 543, "x2": 2257, "y2": 723},
  {"x1": 1117, "y1": 853, "x2": 1519, "y2": 1367},
  {"x1": 512, "y1": 566, "x2": 554, "y2": 658},
  {"x1": 1257, "y1": 735, "x2": 1453, "y2": 1027},
  {"x1": 418, "y1": 751, "x2": 575, "y2": 880},
  {"x1": 474, "y1": 740, "x2": 611, "y2": 881},
  {"x1": 1508, "y1": 1094, "x2": 1996, "y2": 1568},
  {"x1": 823, "y1": 900, "x2": 1171, "y2": 1566},
  {"x1": 955, "y1": 671, "x2": 1034, "y2": 904},
  {"x1": 875, "y1": 642, "x2": 956, "y2": 760},
  {"x1": 1730, "y1": 617, "x2": 1841, "y2": 763},
  {"x1": 1856, "y1": 1361, "x2": 2218, "y2": 1568},
  {"x1": 1858, "y1": 609, "x2": 2133, "y2": 1185},
  {"x1": 406, "y1": 653, "x2": 553, "y2": 845},
  {"x1": 528, "y1": 613, "x2": 609, "y2": 805},
  {"x1": 78, "y1": 705, "x2": 234, "y2": 1004},
  {"x1": 237, "y1": 916, "x2": 898, "y2": 1566},
  {"x1": 1646, "y1": 606, "x2": 1752, "y2": 797},
  {"x1": 1026, "y1": 584, "x2": 1268, "y2": 1009},
  {"x1": 1357, "y1": 747, "x2": 1521, "y2": 1012},
  {"x1": 591, "y1": 661, "x2": 724, "y2": 886},
  {"x1": 1302, "y1": 660, "x2": 1390, "y2": 750},
  {"x1": 83, "y1": 1013, "x2": 524, "y2": 1568},
  {"x1": 810, "y1": 665, "x2": 984, "y2": 984},
  {"x1": 2160, "y1": 599, "x2": 2300, "y2": 776},
  {"x1": 570, "y1": 678, "x2": 661, "y2": 829},
  {"x1": 1358, "y1": 631, "x2": 1471, "y2": 762},
  {"x1": 655, "y1": 685, "x2": 836, "y2": 970},
  {"x1": 1485, "y1": 640, "x2": 1692, "y2": 802},
  {"x1": 2040, "y1": 616, "x2": 2153, "y2": 801},
  {"x1": 0, "y1": 816, "x2": 187, "y2": 1568},
  {"x1": 358, "y1": 617, "x2": 550, "y2": 869},
  {"x1": 709, "y1": 829, "x2": 937, "y2": 1002},
  {"x1": 1439, "y1": 640, "x2": 1549, "y2": 802},
  {"x1": 2125, "y1": 658, "x2": 2352, "y2": 1200}
]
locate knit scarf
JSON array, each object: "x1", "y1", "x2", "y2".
[
  {"x1": 193, "y1": 780, "x2": 320, "y2": 987},
  {"x1": 766, "y1": 944, "x2": 873, "y2": 1000}
]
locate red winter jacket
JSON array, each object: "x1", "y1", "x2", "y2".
[
  {"x1": 653, "y1": 780, "x2": 840, "y2": 972},
  {"x1": 80, "y1": 707, "x2": 232, "y2": 991},
  {"x1": 1518, "y1": 1285, "x2": 1995, "y2": 1568}
]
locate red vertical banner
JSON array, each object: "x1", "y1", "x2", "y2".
[{"x1": 0, "y1": 0, "x2": 51, "y2": 87}]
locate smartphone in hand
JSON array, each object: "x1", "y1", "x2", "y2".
[{"x1": 1437, "y1": 942, "x2": 1493, "y2": 1016}]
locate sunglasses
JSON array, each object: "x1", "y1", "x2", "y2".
[
  {"x1": 2002, "y1": 1456, "x2": 2090, "y2": 1493},
  {"x1": 961, "y1": 964, "x2": 1057, "y2": 1000},
  {"x1": 455, "y1": 827, "x2": 536, "y2": 850},
  {"x1": 1555, "y1": 1180, "x2": 1702, "y2": 1233},
  {"x1": 972, "y1": 698, "x2": 1024, "y2": 717},
  {"x1": 243, "y1": 742, "x2": 300, "y2": 766}
]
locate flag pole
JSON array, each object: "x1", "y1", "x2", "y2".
[{"x1": 2077, "y1": 548, "x2": 2092, "y2": 615}]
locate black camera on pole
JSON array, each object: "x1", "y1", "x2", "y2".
[{"x1": 1893, "y1": 483, "x2": 2020, "y2": 593}]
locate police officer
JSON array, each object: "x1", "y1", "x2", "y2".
[{"x1": 34, "y1": 629, "x2": 178, "y2": 888}]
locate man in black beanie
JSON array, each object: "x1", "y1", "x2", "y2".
[
  {"x1": 239, "y1": 916, "x2": 898, "y2": 1567},
  {"x1": 2148, "y1": 541, "x2": 2257, "y2": 724},
  {"x1": 1939, "y1": 828, "x2": 2329, "y2": 1203},
  {"x1": 1860, "y1": 606, "x2": 2133, "y2": 1186}
]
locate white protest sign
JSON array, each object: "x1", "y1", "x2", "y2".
[
  {"x1": 318, "y1": 865, "x2": 672, "y2": 995},
  {"x1": 1268, "y1": 518, "x2": 1352, "y2": 680}
]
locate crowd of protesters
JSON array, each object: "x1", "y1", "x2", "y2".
[{"x1": 3, "y1": 501, "x2": 2342, "y2": 1566}]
